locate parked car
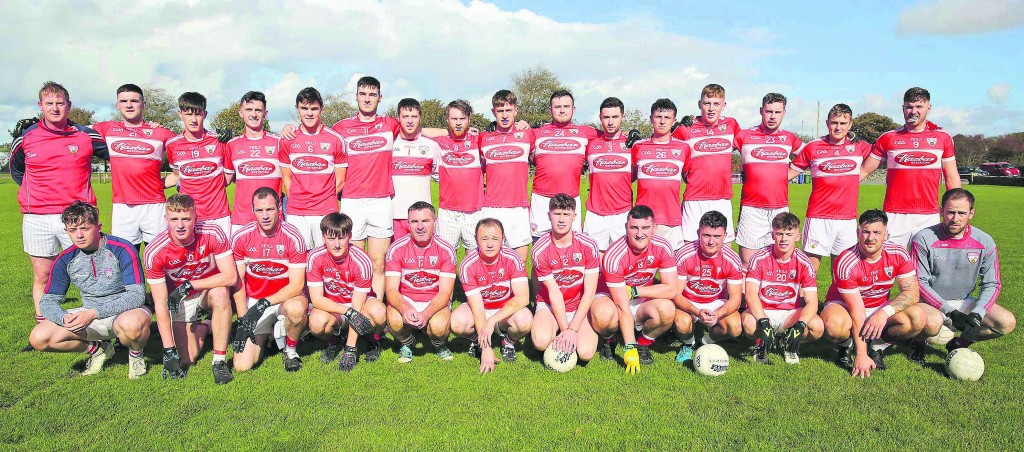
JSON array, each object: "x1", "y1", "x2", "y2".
[
  {"x1": 978, "y1": 162, "x2": 1020, "y2": 177},
  {"x1": 958, "y1": 166, "x2": 985, "y2": 178}
]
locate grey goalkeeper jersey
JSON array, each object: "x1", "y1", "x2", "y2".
[{"x1": 910, "y1": 224, "x2": 1001, "y2": 316}]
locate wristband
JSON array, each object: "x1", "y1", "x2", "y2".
[{"x1": 882, "y1": 305, "x2": 896, "y2": 317}]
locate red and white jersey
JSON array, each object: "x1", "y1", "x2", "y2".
[
  {"x1": 675, "y1": 241, "x2": 744, "y2": 304},
  {"x1": 634, "y1": 138, "x2": 690, "y2": 227},
  {"x1": 532, "y1": 232, "x2": 601, "y2": 312},
  {"x1": 673, "y1": 117, "x2": 740, "y2": 201},
  {"x1": 480, "y1": 129, "x2": 534, "y2": 208},
  {"x1": 385, "y1": 234, "x2": 457, "y2": 303},
  {"x1": 226, "y1": 132, "x2": 283, "y2": 225},
  {"x1": 391, "y1": 134, "x2": 440, "y2": 219},
  {"x1": 166, "y1": 131, "x2": 233, "y2": 220},
  {"x1": 790, "y1": 137, "x2": 871, "y2": 220},
  {"x1": 278, "y1": 125, "x2": 347, "y2": 216},
  {"x1": 736, "y1": 126, "x2": 803, "y2": 209},
  {"x1": 11, "y1": 122, "x2": 106, "y2": 214},
  {"x1": 745, "y1": 246, "x2": 817, "y2": 310},
  {"x1": 586, "y1": 133, "x2": 633, "y2": 216},
  {"x1": 602, "y1": 235, "x2": 677, "y2": 288},
  {"x1": 231, "y1": 222, "x2": 307, "y2": 300},
  {"x1": 332, "y1": 115, "x2": 400, "y2": 199},
  {"x1": 459, "y1": 248, "x2": 528, "y2": 310},
  {"x1": 143, "y1": 222, "x2": 231, "y2": 290},
  {"x1": 871, "y1": 124, "x2": 956, "y2": 214},
  {"x1": 93, "y1": 121, "x2": 176, "y2": 205},
  {"x1": 826, "y1": 242, "x2": 916, "y2": 309},
  {"x1": 306, "y1": 244, "x2": 372, "y2": 305},
  {"x1": 531, "y1": 124, "x2": 599, "y2": 197},
  {"x1": 433, "y1": 133, "x2": 483, "y2": 213}
]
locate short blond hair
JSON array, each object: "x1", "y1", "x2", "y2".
[
  {"x1": 39, "y1": 81, "x2": 69, "y2": 101},
  {"x1": 166, "y1": 194, "x2": 196, "y2": 213},
  {"x1": 700, "y1": 84, "x2": 725, "y2": 100}
]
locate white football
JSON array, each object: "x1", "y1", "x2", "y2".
[
  {"x1": 543, "y1": 346, "x2": 578, "y2": 373},
  {"x1": 693, "y1": 344, "x2": 729, "y2": 376},
  {"x1": 928, "y1": 325, "x2": 956, "y2": 346},
  {"x1": 946, "y1": 348, "x2": 985, "y2": 381}
]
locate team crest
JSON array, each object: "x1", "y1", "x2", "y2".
[
  {"x1": 199, "y1": 244, "x2": 207, "y2": 255},
  {"x1": 718, "y1": 124, "x2": 727, "y2": 132},
  {"x1": 884, "y1": 266, "x2": 893, "y2": 277},
  {"x1": 647, "y1": 256, "x2": 655, "y2": 265},
  {"x1": 276, "y1": 244, "x2": 285, "y2": 256},
  {"x1": 620, "y1": 142, "x2": 628, "y2": 150},
  {"x1": 927, "y1": 138, "x2": 937, "y2": 147},
  {"x1": 418, "y1": 145, "x2": 429, "y2": 155},
  {"x1": 967, "y1": 252, "x2": 980, "y2": 264},
  {"x1": 514, "y1": 132, "x2": 524, "y2": 140},
  {"x1": 265, "y1": 146, "x2": 276, "y2": 155},
  {"x1": 375, "y1": 123, "x2": 383, "y2": 131},
  {"x1": 205, "y1": 145, "x2": 216, "y2": 154},
  {"x1": 570, "y1": 129, "x2": 578, "y2": 136},
  {"x1": 672, "y1": 149, "x2": 681, "y2": 157},
  {"x1": 789, "y1": 269, "x2": 797, "y2": 279},
  {"x1": 573, "y1": 252, "x2": 582, "y2": 263},
  {"x1": 846, "y1": 145, "x2": 855, "y2": 153},
  {"x1": 429, "y1": 256, "x2": 438, "y2": 266},
  {"x1": 498, "y1": 268, "x2": 505, "y2": 278},
  {"x1": 320, "y1": 142, "x2": 330, "y2": 152},
  {"x1": 143, "y1": 129, "x2": 153, "y2": 137},
  {"x1": 67, "y1": 145, "x2": 79, "y2": 154}
]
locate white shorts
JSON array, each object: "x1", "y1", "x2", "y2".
[
  {"x1": 341, "y1": 197, "x2": 393, "y2": 240},
  {"x1": 736, "y1": 205, "x2": 788, "y2": 250},
  {"x1": 287, "y1": 214, "x2": 327, "y2": 249},
  {"x1": 112, "y1": 202, "x2": 167, "y2": 245},
  {"x1": 825, "y1": 300, "x2": 880, "y2": 319},
  {"x1": 681, "y1": 199, "x2": 734, "y2": 243},
  {"x1": 942, "y1": 297, "x2": 980, "y2": 332},
  {"x1": 171, "y1": 290, "x2": 207, "y2": 323},
  {"x1": 762, "y1": 308, "x2": 799, "y2": 330},
  {"x1": 655, "y1": 225, "x2": 684, "y2": 252},
  {"x1": 398, "y1": 295, "x2": 451, "y2": 329},
  {"x1": 689, "y1": 300, "x2": 726, "y2": 324},
  {"x1": 68, "y1": 306, "x2": 152, "y2": 341},
  {"x1": 531, "y1": 193, "x2": 582, "y2": 237},
  {"x1": 246, "y1": 297, "x2": 282, "y2": 336},
  {"x1": 437, "y1": 208, "x2": 483, "y2": 250},
  {"x1": 535, "y1": 302, "x2": 579, "y2": 324},
  {"x1": 802, "y1": 217, "x2": 857, "y2": 257},
  {"x1": 628, "y1": 297, "x2": 649, "y2": 331},
  {"x1": 886, "y1": 212, "x2": 939, "y2": 248},
  {"x1": 22, "y1": 214, "x2": 72, "y2": 257},
  {"x1": 206, "y1": 216, "x2": 232, "y2": 241},
  {"x1": 583, "y1": 211, "x2": 628, "y2": 251},
  {"x1": 482, "y1": 206, "x2": 531, "y2": 248}
]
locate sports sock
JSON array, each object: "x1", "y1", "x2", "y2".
[
  {"x1": 839, "y1": 338, "x2": 853, "y2": 348},
  {"x1": 701, "y1": 333, "x2": 716, "y2": 345},
  {"x1": 129, "y1": 349, "x2": 144, "y2": 359},
  {"x1": 371, "y1": 332, "x2": 382, "y2": 342},
  {"x1": 430, "y1": 338, "x2": 445, "y2": 348},
  {"x1": 637, "y1": 333, "x2": 655, "y2": 347},
  {"x1": 85, "y1": 341, "x2": 100, "y2": 355},
  {"x1": 35, "y1": 315, "x2": 46, "y2": 324},
  {"x1": 212, "y1": 350, "x2": 226, "y2": 364},
  {"x1": 468, "y1": 334, "x2": 478, "y2": 343},
  {"x1": 502, "y1": 336, "x2": 515, "y2": 348},
  {"x1": 681, "y1": 335, "x2": 695, "y2": 346},
  {"x1": 400, "y1": 334, "x2": 416, "y2": 346},
  {"x1": 285, "y1": 337, "x2": 298, "y2": 353},
  {"x1": 870, "y1": 340, "x2": 891, "y2": 352}
]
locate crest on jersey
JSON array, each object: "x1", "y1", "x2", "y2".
[
  {"x1": 846, "y1": 145, "x2": 855, "y2": 153},
  {"x1": 968, "y1": 252, "x2": 980, "y2": 264},
  {"x1": 884, "y1": 265, "x2": 893, "y2": 277},
  {"x1": 205, "y1": 145, "x2": 216, "y2": 154},
  {"x1": 276, "y1": 244, "x2": 285, "y2": 256},
  {"x1": 199, "y1": 244, "x2": 207, "y2": 255},
  {"x1": 647, "y1": 256, "x2": 655, "y2": 265},
  {"x1": 927, "y1": 138, "x2": 937, "y2": 147},
  {"x1": 672, "y1": 149, "x2": 681, "y2": 157},
  {"x1": 514, "y1": 132, "x2": 524, "y2": 140},
  {"x1": 418, "y1": 146, "x2": 429, "y2": 155},
  {"x1": 573, "y1": 252, "x2": 582, "y2": 263},
  {"x1": 620, "y1": 143, "x2": 628, "y2": 150},
  {"x1": 429, "y1": 256, "x2": 438, "y2": 266},
  {"x1": 570, "y1": 129, "x2": 578, "y2": 136},
  {"x1": 143, "y1": 129, "x2": 153, "y2": 137},
  {"x1": 789, "y1": 269, "x2": 796, "y2": 279},
  {"x1": 265, "y1": 146, "x2": 275, "y2": 155},
  {"x1": 67, "y1": 145, "x2": 79, "y2": 154},
  {"x1": 375, "y1": 123, "x2": 383, "y2": 131},
  {"x1": 718, "y1": 124, "x2": 727, "y2": 132},
  {"x1": 320, "y1": 143, "x2": 330, "y2": 152},
  {"x1": 498, "y1": 268, "x2": 505, "y2": 278}
]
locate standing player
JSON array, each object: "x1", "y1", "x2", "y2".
[
  {"x1": 384, "y1": 202, "x2": 458, "y2": 363},
  {"x1": 673, "y1": 84, "x2": 741, "y2": 243},
  {"x1": 479, "y1": 90, "x2": 535, "y2": 263},
  {"x1": 279, "y1": 87, "x2": 347, "y2": 249},
  {"x1": 226, "y1": 91, "x2": 282, "y2": 230},
  {"x1": 11, "y1": 81, "x2": 109, "y2": 338},
  {"x1": 144, "y1": 194, "x2": 237, "y2": 383},
  {"x1": 451, "y1": 219, "x2": 532, "y2": 373},
  {"x1": 788, "y1": 104, "x2": 872, "y2": 272},
  {"x1": 531, "y1": 194, "x2": 603, "y2": 364},
  {"x1": 230, "y1": 188, "x2": 309, "y2": 373},
  {"x1": 391, "y1": 98, "x2": 441, "y2": 239},
  {"x1": 590, "y1": 205, "x2": 678, "y2": 374},
  {"x1": 861, "y1": 87, "x2": 961, "y2": 247},
  {"x1": 165, "y1": 92, "x2": 234, "y2": 236},
  {"x1": 29, "y1": 202, "x2": 151, "y2": 379},
  {"x1": 584, "y1": 97, "x2": 634, "y2": 255},
  {"x1": 821, "y1": 210, "x2": 927, "y2": 378},
  {"x1": 672, "y1": 211, "x2": 744, "y2": 364},
  {"x1": 633, "y1": 99, "x2": 691, "y2": 251},
  {"x1": 741, "y1": 213, "x2": 822, "y2": 365},
  {"x1": 91, "y1": 83, "x2": 178, "y2": 248},
  {"x1": 735, "y1": 93, "x2": 804, "y2": 267},
  {"x1": 530, "y1": 90, "x2": 600, "y2": 237},
  {"x1": 433, "y1": 100, "x2": 484, "y2": 254}
]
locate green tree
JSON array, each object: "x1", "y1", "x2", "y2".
[
  {"x1": 68, "y1": 107, "x2": 96, "y2": 126},
  {"x1": 511, "y1": 65, "x2": 569, "y2": 127},
  {"x1": 142, "y1": 86, "x2": 183, "y2": 134},
  {"x1": 621, "y1": 108, "x2": 653, "y2": 138},
  {"x1": 210, "y1": 102, "x2": 271, "y2": 138},
  {"x1": 385, "y1": 99, "x2": 489, "y2": 132},
  {"x1": 851, "y1": 112, "x2": 900, "y2": 144}
]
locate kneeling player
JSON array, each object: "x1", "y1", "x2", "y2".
[
  {"x1": 531, "y1": 194, "x2": 602, "y2": 364},
  {"x1": 385, "y1": 202, "x2": 458, "y2": 363},
  {"x1": 741, "y1": 213, "x2": 823, "y2": 364},
  {"x1": 672, "y1": 211, "x2": 744, "y2": 364},
  {"x1": 451, "y1": 219, "x2": 532, "y2": 373},
  {"x1": 230, "y1": 188, "x2": 309, "y2": 373},
  {"x1": 307, "y1": 213, "x2": 386, "y2": 371},
  {"x1": 822, "y1": 210, "x2": 927, "y2": 378},
  {"x1": 145, "y1": 194, "x2": 237, "y2": 383},
  {"x1": 30, "y1": 202, "x2": 151, "y2": 379}
]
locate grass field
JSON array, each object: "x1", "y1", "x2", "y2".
[{"x1": 0, "y1": 180, "x2": 1021, "y2": 450}]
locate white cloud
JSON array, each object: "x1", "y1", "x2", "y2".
[
  {"x1": 898, "y1": 0, "x2": 1024, "y2": 35},
  {"x1": 988, "y1": 83, "x2": 1012, "y2": 104}
]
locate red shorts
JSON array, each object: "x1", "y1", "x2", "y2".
[{"x1": 393, "y1": 219, "x2": 410, "y2": 240}]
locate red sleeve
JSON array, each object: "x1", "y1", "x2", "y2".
[
  {"x1": 459, "y1": 260, "x2": 480, "y2": 291},
  {"x1": 166, "y1": 142, "x2": 177, "y2": 167},
  {"x1": 602, "y1": 255, "x2": 625, "y2": 285},
  {"x1": 288, "y1": 241, "x2": 307, "y2": 265},
  {"x1": 210, "y1": 230, "x2": 230, "y2": 255},
  {"x1": 791, "y1": 144, "x2": 810, "y2": 170},
  {"x1": 220, "y1": 142, "x2": 233, "y2": 172},
  {"x1": 585, "y1": 245, "x2": 600, "y2": 272},
  {"x1": 733, "y1": 130, "x2": 746, "y2": 150},
  {"x1": 672, "y1": 127, "x2": 687, "y2": 141},
  {"x1": 232, "y1": 233, "x2": 246, "y2": 261},
  {"x1": 334, "y1": 136, "x2": 347, "y2": 166},
  {"x1": 532, "y1": 248, "x2": 551, "y2": 279},
  {"x1": 835, "y1": 254, "x2": 859, "y2": 290},
  {"x1": 385, "y1": 246, "x2": 401, "y2": 274},
  {"x1": 745, "y1": 256, "x2": 763, "y2": 280},
  {"x1": 870, "y1": 136, "x2": 886, "y2": 159},
  {"x1": 943, "y1": 134, "x2": 955, "y2": 159},
  {"x1": 897, "y1": 253, "x2": 916, "y2": 277},
  {"x1": 790, "y1": 132, "x2": 804, "y2": 154},
  {"x1": 511, "y1": 253, "x2": 527, "y2": 279},
  {"x1": 278, "y1": 138, "x2": 291, "y2": 164},
  {"x1": 441, "y1": 249, "x2": 457, "y2": 274},
  {"x1": 143, "y1": 249, "x2": 165, "y2": 281},
  {"x1": 800, "y1": 263, "x2": 817, "y2": 289},
  {"x1": 306, "y1": 254, "x2": 324, "y2": 283}
]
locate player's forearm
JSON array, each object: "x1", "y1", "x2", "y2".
[
  {"x1": 192, "y1": 270, "x2": 237, "y2": 291},
  {"x1": 799, "y1": 292, "x2": 818, "y2": 323},
  {"x1": 90, "y1": 284, "x2": 146, "y2": 319},
  {"x1": 860, "y1": 157, "x2": 881, "y2": 180},
  {"x1": 550, "y1": 295, "x2": 570, "y2": 331},
  {"x1": 716, "y1": 295, "x2": 742, "y2": 318},
  {"x1": 265, "y1": 281, "x2": 304, "y2": 305},
  {"x1": 39, "y1": 294, "x2": 69, "y2": 325},
  {"x1": 673, "y1": 293, "x2": 701, "y2": 316},
  {"x1": 611, "y1": 289, "x2": 636, "y2": 343},
  {"x1": 640, "y1": 282, "x2": 676, "y2": 300},
  {"x1": 571, "y1": 289, "x2": 597, "y2": 331},
  {"x1": 889, "y1": 286, "x2": 919, "y2": 312},
  {"x1": 745, "y1": 297, "x2": 767, "y2": 320},
  {"x1": 151, "y1": 292, "x2": 176, "y2": 348}
]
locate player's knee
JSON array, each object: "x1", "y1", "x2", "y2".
[
  {"x1": 823, "y1": 312, "x2": 849, "y2": 336},
  {"x1": 674, "y1": 310, "x2": 693, "y2": 334},
  {"x1": 449, "y1": 314, "x2": 473, "y2": 336},
  {"x1": 28, "y1": 325, "x2": 52, "y2": 350},
  {"x1": 740, "y1": 313, "x2": 756, "y2": 336},
  {"x1": 508, "y1": 310, "x2": 533, "y2": 334},
  {"x1": 117, "y1": 312, "x2": 151, "y2": 339},
  {"x1": 808, "y1": 316, "x2": 825, "y2": 340},
  {"x1": 363, "y1": 300, "x2": 387, "y2": 325},
  {"x1": 428, "y1": 312, "x2": 450, "y2": 335},
  {"x1": 308, "y1": 311, "x2": 330, "y2": 335},
  {"x1": 233, "y1": 356, "x2": 255, "y2": 372},
  {"x1": 578, "y1": 343, "x2": 597, "y2": 362},
  {"x1": 281, "y1": 298, "x2": 307, "y2": 322},
  {"x1": 993, "y1": 311, "x2": 1016, "y2": 336},
  {"x1": 207, "y1": 289, "x2": 232, "y2": 311},
  {"x1": 652, "y1": 300, "x2": 675, "y2": 326}
]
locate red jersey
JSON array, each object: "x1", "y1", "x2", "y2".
[
  {"x1": 532, "y1": 232, "x2": 601, "y2": 312},
  {"x1": 385, "y1": 234, "x2": 458, "y2": 303},
  {"x1": 675, "y1": 241, "x2": 744, "y2": 304},
  {"x1": 745, "y1": 246, "x2": 817, "y2": 310},
  {"x1": 531, "y1": 124, "x2": 599, "y2": 197},
  {"x1": 672, "y1": 117, "x2": 740, "y2": 201},
  {"x1": 11, "y1": 122, "x2": 107, "y2": 214},
  {"x1": 871, "y1": 124, "x2": 956, "y2": 214},
  {"x1": 93, "y1": 121, "x2": 176, "y2": 205},
  {"x1": 279, "y1": 125, "x2": 347, "y2": 216},
  {"x1": 459, "y1": 248, "x2": 528, "y2": 310},
  {"x1": 586, "y1": 133, "x2": 633, "y2": 216},
  {"x1": 826, "y1": 242, "x2": 916, "y2": 309},
  {"x1": 634, "y1": 138, "x2": 690, "y2": 227},
  {"x1": 231, "y1": 222, "x2": 307, "y2": 300},
  {"x1": 790, "y1": 137, "x2": 871, "y2": 220},
  {"x1": 226, "y1": 132, "x2": 283, "y2": 225},
  {"x1": 143, "y1": 222, "x2": 231, "y2": 290},
  {"x1": 391, "y1": 134, "x2": 440, "y2": 219},
  {"x1": 306, "y1": 245, "x2": 373, "y2": 305},
  {"x1": 736, "y1": 126, "x2": 803, "y2": 208},
  {"x1": 433, "y1": 133, "x2": 483, "y2": 213},
  {"x1": 602, "y1": 235, "x2": 677, "y2": 288},
  {"x1": 332, "y1": 115, "x2": 400, "y2": 199},
  {"x1": 479, "y1": 129, "x2": 534, "y2": 208},
  {"x1": 166, "y1": 131, "x2": 233, "y2": 220}
]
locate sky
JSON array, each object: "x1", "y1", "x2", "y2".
[{"x1": 1, "y1": 0, "x2": 1021, "y2": 142}]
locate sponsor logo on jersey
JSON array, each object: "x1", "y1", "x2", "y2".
[
  {"x1": 486, "y1": 145, "x2": 525, "y2": 161},
  {"x1": 591, "y1": 155, "x2": 629, "y2": 170},
  {"x1": 761, "y1": 285, "x2": 796, "y2": 302},
  {"x1": 205, "y1": 145, "x2": 216, "y2": 154},
  {"x1": 818, "y1": 159, "x2": 857, "y2": 174},
  {"x1": 393, "y1": 160, "x2": 428, "y2": 173},
  {"x1": 441, "y1": 152, "x2": 475, "y2": 166},
  {"x1": 894, "y1": 151, "x2": 938, "y2": 167},
  {"x1": 405, "y1": 271, "x2": 439, "y2": 288},
  {"x1": 481, "y1": 285, "x2": 510, "y2": 301},
  {"x1": 250, "y1": 261, "x2": 288, "y2": 277},
  {"x1": 112, "y1": 140, "x2": 155, "y2": 156},
  {"x1": 688, "y1": 280, "x2": 723, "y2": 296},
  {"x1": 237, "y1": 161, "x2": 277, "y2": 177},
  {"x1": 68, "y1": 145, "x2": 79, "y2": 154},
  {"x1": 349, "y1": 136, "x2": 388, "y2": 151},
  {"x1": 292, "y1": 156, "x2": 330, "y2": 172},
  {"x1": 180, "y1": 161, "x2": 219, "y2": 177},
  {"x1": 623, "y1": 273, "x2": 654, "y2": 287},
  {"x1": 751, "y1": 147, "x2": 789, "y2": 161},
  {"x1": 538, "y1": 138, "x2": 582, "y2": 152},
  {"x1": 640, "y1": 162, "x2": 680, "y2": 177},
  {"x1": 927, "y1": 138, "x2": 937, "y2": 147},
  {"x1": 553, "y1": 269, "x2": 583, "y2": 285},
  {"x1": 694, "y1": 138, "x2": 731, "y2": 152}
]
